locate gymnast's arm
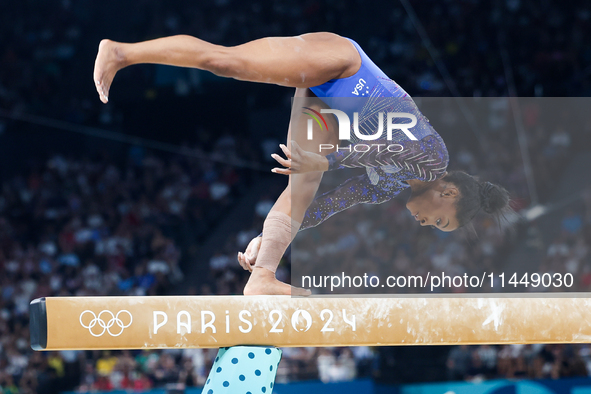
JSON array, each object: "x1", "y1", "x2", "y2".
[
  {"x1": 237, "y1": 171, "x2": 405, "y2": 269},
  {"x1": 298, "y1": 173, "x2": 397, "y2": 231}
]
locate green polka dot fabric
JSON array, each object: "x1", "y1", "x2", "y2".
[{"x1": 202, "y1": 346, "x2": 282, "y2": 394}]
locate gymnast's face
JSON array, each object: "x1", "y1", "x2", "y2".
[{"x1": 406, "y1": 183, "x2": 460, "y2": 232}]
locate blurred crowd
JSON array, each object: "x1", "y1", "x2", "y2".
[
  {"x1": 447, "y1": 344, "x2": 590, "y2": 382},
  {"x1": 1, "y1": 0, "x2": 591, "y2": 392},
  {"x1": 0, "y1": 140, "x2": 250, "y2": 393},
  {"x1": 530, "y1": 191, "x2": 591, "y2": 288},
  {"x1": 0, "y1": 136, "x2": 584, "y2": 393},
  {"x1": 1, "y1": 0, "x2": 590, "y2": 121}
]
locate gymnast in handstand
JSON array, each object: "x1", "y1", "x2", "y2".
[{"x1": 93, "y1": 32, "x2": 511, "y2": 296}]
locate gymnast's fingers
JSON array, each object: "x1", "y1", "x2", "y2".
[
  {"x1": 245, "y1": 237, "x2": 262, "y2": 263},
  {"x1": 237, "y1": 252, "x2": 250, "y2": 271},
  {"x1": 242, "y1": 252, "x2": 253, "y2": 271},
  {"x1": 270, "y1": 153, "x2": 291, "y2": 169},
  {"x1": 244, "y1": 255, "x2": 253, "y2": 272},
  {"x1": 279, "y1": 143, "x2": 292, "y2": 159},
  {"x1": 271, "y1": 167, "x2": 292, "y2": 175}
]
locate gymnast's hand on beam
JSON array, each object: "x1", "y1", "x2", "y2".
[
  {"x1": 271, "y1": 141, "x2": 329, "y2": 175},
  {"x1": 237, "y1": 236, "x2": 262, "y2": 272}
]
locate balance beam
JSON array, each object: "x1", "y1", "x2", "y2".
[{"x1": 30, "y1": 294, "x2": 591, "y2": 350}]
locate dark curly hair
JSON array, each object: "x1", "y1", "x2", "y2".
[{"x1": 443, "y1": 171, "x2": 513, "y2": 230}]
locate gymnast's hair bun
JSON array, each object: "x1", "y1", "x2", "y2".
[{"x1": 479, "y1": 181, "x2": 510, "y2": 215}]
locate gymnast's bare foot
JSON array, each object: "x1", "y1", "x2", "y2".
[
  {"x1": 244, "y1": 267, "x2": 311, "y2": 296},
  {"x1": 93, "y1": 39, "x2": 126, "y2": 103}
]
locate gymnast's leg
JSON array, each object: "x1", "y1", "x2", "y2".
[
  {"x1": 243, "y1": 88, "x2": 338, "y2": 296},
  {"x1": 93, "y1": 32, "x2": 360, "y2": 102},
  {"x1": 93, "y1": 32, "x2": 355, "y2": 295}
]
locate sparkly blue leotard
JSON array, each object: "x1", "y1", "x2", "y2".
[{"x1": 299, "y1": 38, "x2": 449, "y2": 230}]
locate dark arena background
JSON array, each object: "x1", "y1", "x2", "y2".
[{"x1": 1, "y1": 0, "x2": 591, "y2": 393}]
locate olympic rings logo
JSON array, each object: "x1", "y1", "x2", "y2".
[{"x1": 79, "y1": 310, "x2": 133, "y2": 337}]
